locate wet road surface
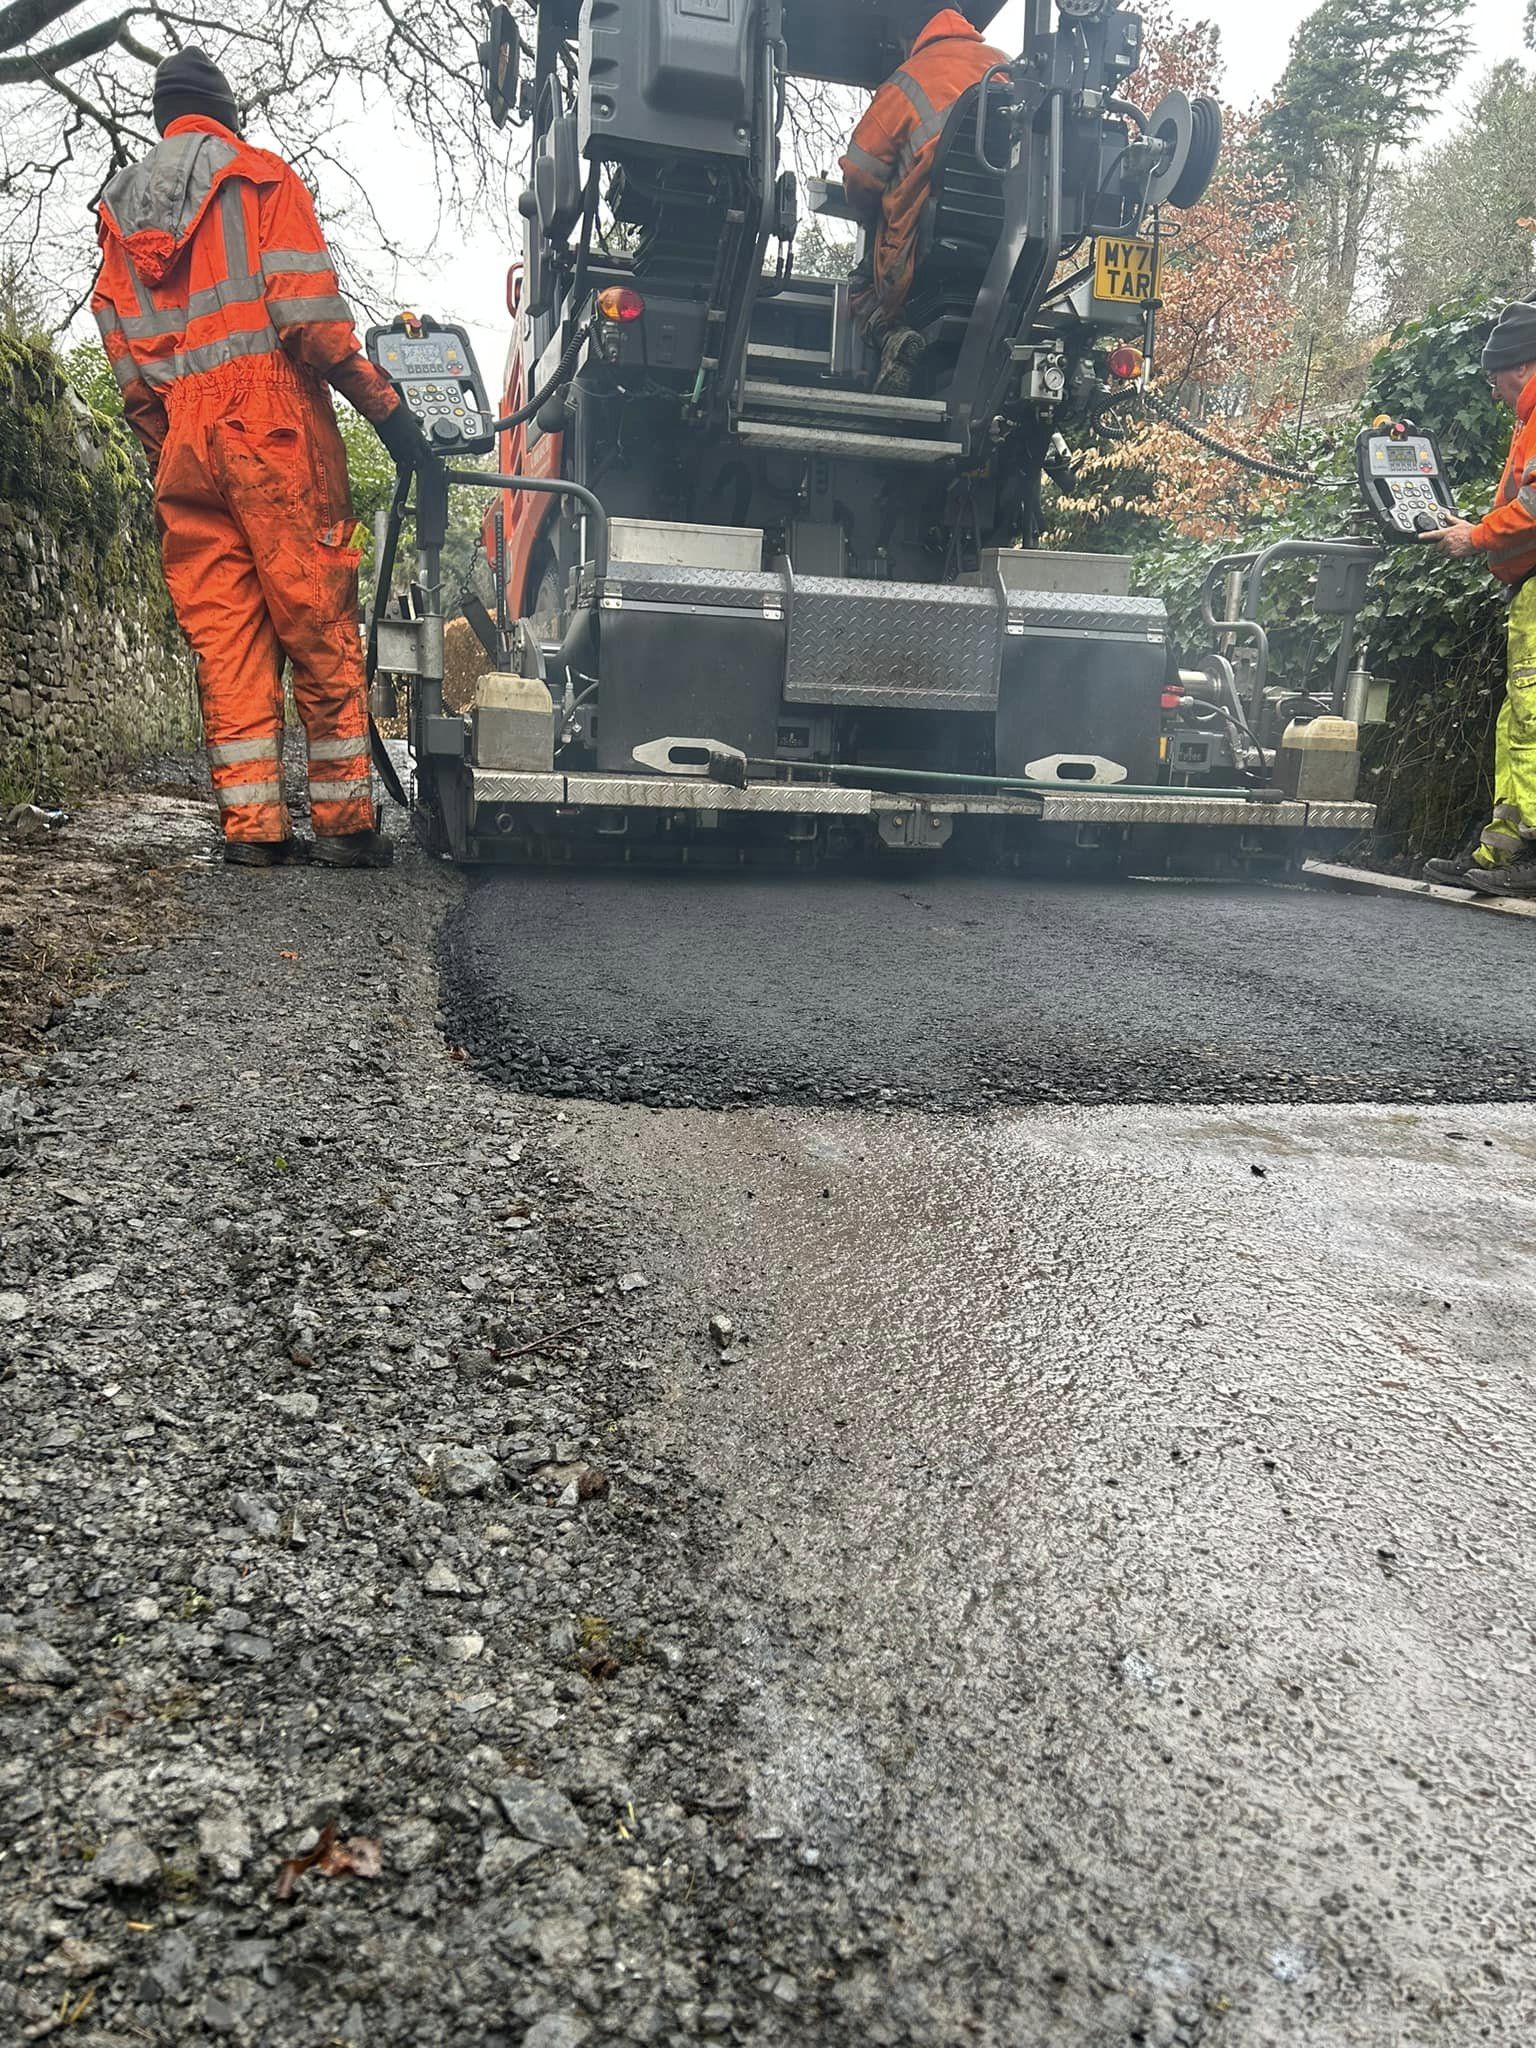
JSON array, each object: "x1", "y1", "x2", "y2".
[
  {"x1": 442, "y1": 869, "x2": 1536, "y2": 2043},
  {"x1": 571, "y1": 1100, "x2": 1536, "y2": 2044},
  {"x1": 443, "y1": 871, "x2": 1536, "y2": 1109}
]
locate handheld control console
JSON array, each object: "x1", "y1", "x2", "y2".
[
  {"x1": 1355, "y1": 416, "x2": 1459, "y2": 539},
  {"x1": 366, "y1": 314, "x2": 497, "y2": 455}
]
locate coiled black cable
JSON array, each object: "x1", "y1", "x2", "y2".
[
  {"x1": 1143, "y1": 386, "x2": 1315, "y2": 485},
  {"x1": 491, "y1": 321, "x2": 591, "y2": 434}
]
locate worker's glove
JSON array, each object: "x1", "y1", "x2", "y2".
[{"x1": 374, "y1": 400, "x2": 432, "y2": 473}]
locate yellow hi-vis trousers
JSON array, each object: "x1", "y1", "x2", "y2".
[{"x1": 1477, "y1": 576, "x2": 1536, "y2": 867}]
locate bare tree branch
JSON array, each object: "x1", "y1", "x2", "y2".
[
  {"x1": 0, "y1": 0, "x2": 93, "y2": 55},
  {"x1": 0, "y1": 15, "x2": 130, "y2": 83}
]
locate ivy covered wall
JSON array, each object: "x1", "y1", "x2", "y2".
[{"x1": 0, "y1": 333, "x2": 197, "y2": 801}]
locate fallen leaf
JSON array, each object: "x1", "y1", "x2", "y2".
[
  {"x1": 279, "y1": 950, "x2": 299, "y2": 961},
  {"x1": 272, "y1": 1823, "x2": 384, "y2": 1900}
]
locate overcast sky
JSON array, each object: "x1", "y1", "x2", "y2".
[{"x1": 372, "y1": 0, "x2": 1520, "y2": 404}]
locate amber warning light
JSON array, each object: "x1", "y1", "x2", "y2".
[
  {"x1": 1106, "y1": 345, "x2": 1144, "y2": 381},
  {"x1": 597, "y1": 287, "x2": 645, "y2": 323}
]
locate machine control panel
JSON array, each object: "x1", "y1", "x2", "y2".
[
  {"x1": 1355, "y1": 418, "x2": 1459, "y2": 538},
  {"x1": 366, "y1": 316, "x2": 497, "y2": 454}
]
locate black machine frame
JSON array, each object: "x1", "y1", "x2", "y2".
[{"x1": 366, "y1": 0, "x2": 1383, "y2": 868}]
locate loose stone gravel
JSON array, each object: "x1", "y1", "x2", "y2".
[{"x1": 0, "y1": 815, "x2": 863, "y2": 2047}]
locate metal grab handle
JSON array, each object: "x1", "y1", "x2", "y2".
[
  {"x1": 975, "y1": 63, "x2": 1013, "y2": 176},
  {"x1": 445, "y1": 468, "x2": 610, "y2": 580}
]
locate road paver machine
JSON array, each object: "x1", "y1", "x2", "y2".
[{"x1": 365, "y1": 0, "x2": 1383, "y2": 866}]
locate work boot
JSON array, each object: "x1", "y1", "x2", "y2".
[
  {"x1": 873, "y1": 326, "x2": 925, "y2": 396},
  {"x1": 223, "y1": 837, "x2": 309, "y2": 868},
  {"x1": 312, "y1": 828, "x2": 394, "y2": 869},
  {"x1": 1421, "y1": 850, "x2": 1481, "y2": 888},
  {"x1": 1462, "y1": 850, "x2": 1536, "y2": 896}
]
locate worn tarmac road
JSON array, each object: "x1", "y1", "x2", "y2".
[
  {"x1": 444, "y1": 868, "x2": 1536, "y2": 2044},
  {"x1": 442, "y1": 871, "x2": 1536, "y2": 1108}
]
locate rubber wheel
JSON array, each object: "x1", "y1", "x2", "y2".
[
  {"x1": 529, "y1": 553, "x2": 567, "y2": 653},
  {"x1": 1169, "y1": 96, "x2": 1222, "y2": 210}
]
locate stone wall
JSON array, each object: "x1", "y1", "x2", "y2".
[{"x1": 0, "y1": 334, "x2": 197, "y2": 798}]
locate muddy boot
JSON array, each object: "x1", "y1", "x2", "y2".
[
  {"x1": 1463, "y1": 849, "x2": 1536, "y2": 895},
  {"x1": 312, "y1": 828, "x2": 394, "y2": 869},
  {"x1": 1421, "y1": 850, "x2": 1480, "y2": 888},
  {"x1": 223, "y1": 838, "x2": 309, "y2": 868},
  {"x1": 873, "y1": 326, "x2": 925, "y2": 396}
]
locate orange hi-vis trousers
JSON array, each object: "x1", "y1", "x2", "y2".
[{"x1": 155, "y1": 356, "x2": 373, "y2": 844}]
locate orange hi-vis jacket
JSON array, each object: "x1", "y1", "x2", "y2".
[
  {"x1": 91, "y1": 114, "x2": 398, "y2": 460},
  {"x1": 839, "y1": 10, "x2": 1007, "y2": 320},
  {"x1": 1473, "y1": 372, "x2": 1536, "y2": 588},
  {"x1": 91, "y1": 116, "x2": 400, "y2": 845}
]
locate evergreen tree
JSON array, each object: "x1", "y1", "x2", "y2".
[{"x1": 1265, "y1": 0, "x2": 1472, "y2": 318}]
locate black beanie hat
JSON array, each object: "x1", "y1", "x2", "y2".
[
  {"x1": 153, "y1": 47, "x2": 240, "y2": 136},
  {"x1": 1482, "y1": 303, "x2": 1536, "y2": 375}
]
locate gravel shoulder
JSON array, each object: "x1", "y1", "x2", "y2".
[{"x1": 0, "y1": 812, "x2": 832, "y2": 2048}]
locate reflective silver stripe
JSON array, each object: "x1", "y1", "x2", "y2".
[
  {"x1": 93, "y1": 304, "x2": 123, "y2": 342},
  {"x1": 895, "y1": 107, "x2": 951, "y2": 182},
  {"x1": 140, "y1": 326, "x2": 281, "y2": 388},
  {"x1": 221, "y1": 182, "x2": 252, "y2": 279},
  {"x1": 120, "y1": 303, "x2": 188, "y2": 338},
  {"x1": 308, "y1": 735, "x2": 368, "y2": 762},
  {"x1": 843, "y1": 142, "x2": 893, "y2": 187},
  {"x1": 119, "y1": 273, "x2": 270, "y2": 340},
  {"x1": 208, "y1": 737, "x2": 282, "y2": 767},
  {"x1": 262, "y1": 249, "x2": 334, "y2": 275},
  {"x1": 1518, "y1": 487, "x2": 1536, "y2": 517},
  {"x1": 1486, "y1": 536, "x2": 1536, "y2": 564},
  {"x1": 216, "y1": 782, "x2": 286, "y2": 808},
  {"x1": 309, "y1": 778, "x2": 371, "y2": 802},
  {"x1": 268, "y1": 292, "x2": 353, "y2": 328},
  {"x1": 107, "y1": 351, "x2": 140, "y2": 392},
  {"x1": 890, "y1": 67, "x2": 938, "y2": 123}
]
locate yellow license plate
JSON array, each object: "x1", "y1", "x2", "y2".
[{"x1": 1093, "y1": 235, "x2": 1160, "y2": 305}]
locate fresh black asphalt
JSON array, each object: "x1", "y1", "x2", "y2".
[{"x1": 440, "y1": 871, "x2": 1536, "y2": 1109}]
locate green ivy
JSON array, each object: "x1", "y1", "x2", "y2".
[
  {"x1": 1136, "y1": 293, "x2": 1512, "y2": 853},
  {"x1": 0, "y1": 332, "x2": 167, "y2": 621}
]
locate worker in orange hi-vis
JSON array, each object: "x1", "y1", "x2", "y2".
[
  {"x1": 839, "y1": 8, "x2": 1007, "y2": 395},
  {"x1": 91, "y1": 48, "x2": 428, "y2": 867}
]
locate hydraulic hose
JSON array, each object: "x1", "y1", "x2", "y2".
[
  {"x1": 362, "y1": 466, "x2": 414, "y2": 808},
  {"x1": 491, "y1": 322, "x2": 590, "y2": 434},
  {"x1": 1143, "y1": 387, "x2": 1315, "y2": 486}
]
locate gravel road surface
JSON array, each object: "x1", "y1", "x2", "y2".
[
  {"x1": 3, "y1": 821, "x2": 1532, "y2": 2047},
  {"x1": 442, "y1": 870, "x2": 1536, "y2": 1108}
]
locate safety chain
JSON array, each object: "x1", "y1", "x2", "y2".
[{"x1": 1143, "y1": 387, "x2": 1315, "y2": 486}]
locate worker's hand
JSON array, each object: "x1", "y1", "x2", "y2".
[
  {"x1": 1420, "y1": 517, "x2": 1479, "y2": 558},
  {"x1": 373, "y1": 399, "x2": 431, "y2": 473}
]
